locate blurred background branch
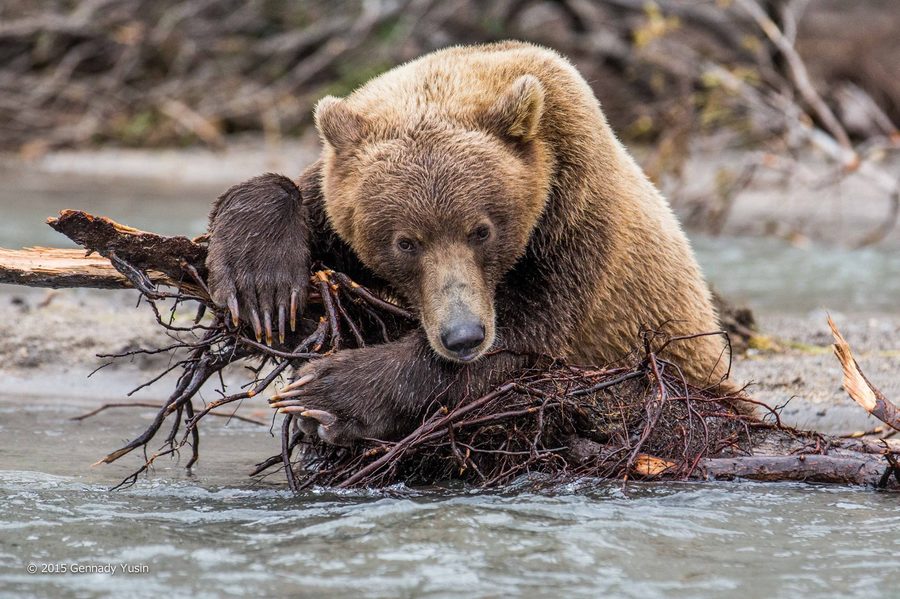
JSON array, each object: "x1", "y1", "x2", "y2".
[{"x1": 1, "y1": 0, "x2": 898, "y2": 242}]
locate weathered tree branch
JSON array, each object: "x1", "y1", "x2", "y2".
[
  {"x1": 43, "y1": 210, "x2": 208, "y2": 295},
  {"x1": 695, "y1": 454, "x2": 892, "y2": 486},
  {"x1": 0, "y1": 246, "x2": 155, "y2": 288},
  {"x1": 829, "y1": 316, "x2": 900, "y2": 432}
]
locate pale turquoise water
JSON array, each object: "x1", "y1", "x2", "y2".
[
  {"x1": 693, "y1": 236, "x2": 900, "y2": 314},
  {"x1": 0, "y1": 169, "x2": 214, "y2": 248}
]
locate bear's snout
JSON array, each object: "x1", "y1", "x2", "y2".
[
  {"x1": 418, "y1": 242, "x2": 496, "y2": 364},
  {"x1": 440, "y1": 317, "x2": 485, "y2": 360}
]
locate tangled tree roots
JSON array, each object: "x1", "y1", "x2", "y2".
[
  {"x1": 264, "y1": 358, "x2": 898, "y2": 491},
  {"x1": 2, "y1": 210, "x2": 898, "y2": 491},
  {"x1": 264, "y1": 362, "x2": 749, "y2": 490}
]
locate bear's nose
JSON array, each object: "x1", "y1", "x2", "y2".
[{"x1": 441, "y1": 322, "x2": 485, "y2": 356}]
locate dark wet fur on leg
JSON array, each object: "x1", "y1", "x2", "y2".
[{"x1": 207, "y1": 173, "x2": 311, "y2": 345}]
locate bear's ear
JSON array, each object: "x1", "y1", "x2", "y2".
[
  {"x1": 314, "y1": 96, "x2": 365, "y2": 153},
  {"x1": 483, "y1": 75, "x2": 544, "y2": 143}
]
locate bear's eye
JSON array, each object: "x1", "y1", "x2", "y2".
[
  {"x1": 471, "y1": 224, "x2": 492, "y2": 243},
  {"x1": 396, "y1": 237, "x2": 417, "y2": 253}
]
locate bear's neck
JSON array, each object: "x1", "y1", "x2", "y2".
[{"x1": 499, "y1": 123, "x2": 669, "y2": 348}]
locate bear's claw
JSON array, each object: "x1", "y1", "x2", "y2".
[
  {"x1": 284, "y1": 373, "x2": 316, "y2": 392},
  {"x1": 268, "y1": 372, "x2": 317, "y2": 404},
  {"x1": 227, "y1": 294, "x2": 240, "y2": 327},
  {"x1": 290, "y1": 290, "x2": 300, "y2": 332},
  {"x1": 268, "y1": 390, "x2": 304, "y2": 403},
  {"x1": 278, "y1": 305, "x2": 286, "y2": 344},
  {"x1": 299, "y1": 409, "x2": 337, "y2": 426},
  {"x1": 250, "y1": 308, "x2": 263, "y2": 343},
  {"x1": 263, "y1": 309, "x2": 273, "y2": 346},
  {"x1": 269, "y1": 399, "x2": 304, "y2": 408},
  {"x1": 276, "y1": 406, "x2": 339, "y2": 442}
]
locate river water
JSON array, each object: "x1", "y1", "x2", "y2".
[
  {"x1": 2, "y1": 169, "x2": 899, "y2": 598},
  {"x1": 2, "y1": 399, "x2": 898, "y2": 599}
]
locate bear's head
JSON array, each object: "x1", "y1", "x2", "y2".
[{"x1": 315, "y1": 75, "x2": 552, "y2": 363}]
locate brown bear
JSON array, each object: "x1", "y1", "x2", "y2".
[{"x1": 206, "y1": 41, "x2": 743, "y2": 446}]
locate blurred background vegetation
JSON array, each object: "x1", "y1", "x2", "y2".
[
  {"x1": 1, "y1": 0, "x2": 898, "y2": 242},
  {"x1": 3, "y1": 0, "x2": 898, "y2": 148}
]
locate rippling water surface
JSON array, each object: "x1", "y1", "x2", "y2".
[
  {"x1": 3, "y1": 170, "x2": 900, "y2": 598},
  {"x1": 1, "y1": 395, "x2": 899, "y2": 599},
  {"x1": 3, "y1": 472, "x2": 899, "y2": 598}
]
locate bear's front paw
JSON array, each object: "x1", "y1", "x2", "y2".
[
  {"x1": 206, "y1": 174, "x2": 311, "y2": 346},
  {"x1": 267, "y1": 353, "x2": 379, "y2": 446}
]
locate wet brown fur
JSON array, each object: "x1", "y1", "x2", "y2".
[{"x1": 207, "y1": 41, "x2": 747, "y2": 445}]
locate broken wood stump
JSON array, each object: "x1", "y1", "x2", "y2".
[{"x1": 0, "y1": 210, "x2": 208, "y2": 295}]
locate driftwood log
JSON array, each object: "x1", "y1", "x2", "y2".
[
  {"x1": 1, "y1": 210, "x2": 897, "y2": 491},
  {"x1": 0, "y1": 210, "x2": 206, "y2": 290},
  {"x1": 0, "y1": 246, "x2": 141, "y2": 288}
]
